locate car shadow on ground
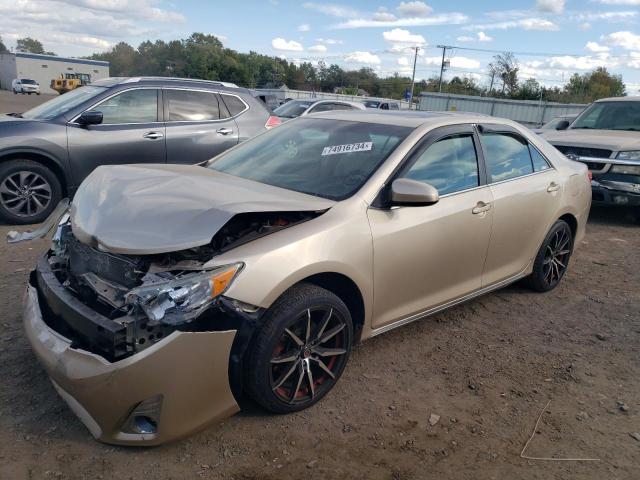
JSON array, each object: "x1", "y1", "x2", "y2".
[{"x1": 587, "y1": 205, "x2": 638, "y2": 226}]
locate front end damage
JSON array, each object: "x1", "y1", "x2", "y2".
[{"x1": 23, "y1": 209, "x2": 321, "y2": 445}]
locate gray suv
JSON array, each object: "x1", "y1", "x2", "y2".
[{"x1": 0, "y1": 77, "x2": 278, "y2": 224}]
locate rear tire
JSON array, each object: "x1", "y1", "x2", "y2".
[
  {"x1": 245, "y1": 283, "x2": 353, "y2": 414},
  {"x1": 0, "y1": 159, "x2": 62, "y2": 225},
  {"x1": 526, "y1": 220, "x2": 573, "y2": 292}
]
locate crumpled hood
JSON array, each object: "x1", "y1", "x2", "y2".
[
  {"x1": 541, "y1": 129, "x2": 640, "y2": 152},
  {"x1": 71, "y1": 164, "x2": 335, "y2": 255}
]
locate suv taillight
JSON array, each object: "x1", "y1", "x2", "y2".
[{"x1": 265, "y1": 116, "x2": 282, "y2": 129}]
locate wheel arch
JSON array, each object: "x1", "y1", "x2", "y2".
[
  {"x1": 0, "y1": 150, "x2": 70, "y2": 196},
  {"x1": 558, "y1": 212, "x2": 578, "y2": 245},
  {"x1": 299, "y1": 272, "x2": 366, "y2": 344}
]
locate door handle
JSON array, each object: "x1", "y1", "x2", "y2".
[
  {"x1": 216, "y1": 128, "x2": 233, "y2": 135},
  {"x1": 547, "y1": 182, "x2": 560, "y2": 192},
  {"x1": 143, "y1": 131, "x2": 164, "y2": 140},
  {"x1": 472, "y1": 201, "x2": 492, "y2": 215}
]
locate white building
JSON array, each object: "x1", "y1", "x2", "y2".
[{"x1": 0, "y1": 52, "x2": 110, "y2": 94}]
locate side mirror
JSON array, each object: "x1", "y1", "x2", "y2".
[
  {"x1": 77, "y1": 111, "x2": 103, "y2": 126},
  {"x1": 390, "y1": 178, "x2": 439, "y2": 206},
  {"x1": 555, "y1": 120, "x2": 570, "y2": 131}
]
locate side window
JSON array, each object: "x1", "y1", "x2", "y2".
[
  {"x1": 90, "y1": 89, "x2": 157, "y2": 124},
  {"x1": 381, "y1": 103, "x2": 389, "y2": 110},
  {"x1": 331, "y1": 103, "x2": 354, "y2": 111},
  {"x1": 389, "y1": 103, "x2": 399, "y2": 110},
  {"x1": 165, "y1": 89, "x2": 220, "y2": 121},
  {"x1": 403, "y1": 134, "x2": 479, "y2": 196},
  {"x1": 310, "y1": 103, "x2": 333, "y2": 113},
  {"x1": 529, "y1": 145, "x2": 551, "y2": 172},
  {"x1": 220, "y1": 94, "x2": 247, "y2": 117},
  {"x1": 481, "y1": 132, "x2": 534, "y2": 182}
]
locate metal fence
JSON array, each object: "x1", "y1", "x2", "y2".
[
  {"x1": 418, "y1": 92, "x2": 586, "y2": 126},
  {"x1": 254, "y1": 87, "x2": 413, "y2": 110}
]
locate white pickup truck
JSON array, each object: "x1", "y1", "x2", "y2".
[{"x1": 541, "y1": 96, "x2": 640, "y2": 209}]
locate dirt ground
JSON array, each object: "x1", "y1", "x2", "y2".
[
  {"x1": 0, "y1": 92, "x2": 639, "y2": 479},
  {"x1": 0, "y1": 206, "x2": 637, "y2": 480}
]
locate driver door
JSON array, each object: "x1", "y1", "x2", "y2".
[{"x1": 367, "y1": 125, "x2": 494, "y2": 329}]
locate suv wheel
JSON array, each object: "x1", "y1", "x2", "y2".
[
  {"x1": 526, "y1": 220, "x2": 573, "y2": 292},
  {"x1": 245, "y1": 283, "x2": 353, "y2": 414},
  {"x1": 0, "y1": 160, "x2": 62, "y2": 225}
]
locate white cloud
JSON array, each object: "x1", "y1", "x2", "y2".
[
  {"x1": 424, "y1": 55, "x2": 480, "y2": 70},
  {"x1": 382, "y1": 28, "x2": 426, "y2": 44},
  {"x1": 579, "y1": 22, "x2": 592, "y2": 30},
  {"x1": 308, "y1": 44, "x2": 327, "y2": 53},
  {"x1": 316, "y1": 37, "x2": 343, "y2": 45},
  {"x1": 373, "y1": 9, "x2": 397, "y2": 22},
  {"x1": 271, "y1": 37, "x2": 304, "y2": 51},
  {"x1": 536, "y1": 0, "x2": 565, "y2": 13},
  {"x1": 465, "y1": 18, "x2": 559, "y2": 31},
  {"x1": 344, "y1": 51, "x2": 381, "y2": 64},
  {"x1": 298, "y1": 23, "x2": 310, "y2": 32},
  {"x1": 302, "y1": 2, "x2": 359, "y2": 18},
  {"x1": 333, "y1": 12, "x2": 468, "y2": 29},
  {"x1": 398, "y1": 56, "x2": 410, "y2": 66},
  {"x1": 585, "y1": 41, "x2": 610, "y2": 53},
  {"x1": 595, "y1": 0, "x2": 640, "y2": 4},
  {"x1": 396, "y1": 1, "x2": 433, "y2": 17},
  {"x1": 602, "y1": 31, "x2": 640, "y2": 50},
  {"x1": 456, "y1": 31, "x2": 492, "y2": 42},
  {"x1": 572, "y1": 11, "x2": 638, "y2": 22}
]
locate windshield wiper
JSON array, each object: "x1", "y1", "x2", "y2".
[{"x1": 6, "y1": 113, "x2": 23, "y2": 118}]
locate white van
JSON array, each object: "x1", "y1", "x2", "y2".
[{"x1": 12, "y1": 79, "x2": 40, "y2": 95}]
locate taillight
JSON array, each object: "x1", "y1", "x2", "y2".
[
  {"x1": 587, "y1": 170, "x2": 593, "y2": 181},
  {"x1": 265, "y1": 115, "x2": 282, "y2": 129}
]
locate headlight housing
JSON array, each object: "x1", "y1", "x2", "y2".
[
  {"x1": 616, "y1": 151, "x2": 640, "y2": 161},
  {"x1": 610, "y1": 164, "x2": 640, "y2": 175},
  {"x1": 125, "y1": 263, "x2": 243, "y2": 324}
]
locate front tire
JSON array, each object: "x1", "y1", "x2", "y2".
[
  {"x1": 526, "y1": 220, "x2": 573, "y2": 292},
  {"x1": 0, "y1": 160, "x2": 62, "y2": 225},
  {"x1": 245, "y1": 283, "x2": 353, "y2": 414}
]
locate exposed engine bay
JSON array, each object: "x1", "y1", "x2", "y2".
[{"x1": 41, "y1": 210, "x2": 321, "y2": 361}]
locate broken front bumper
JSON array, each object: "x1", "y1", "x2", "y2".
[
  {"x1": 23, "y1": 280, "x2": 240, "y2": 446},
  {"x1": 591, "y1": 179, "x2": 640, "y2": 206}
]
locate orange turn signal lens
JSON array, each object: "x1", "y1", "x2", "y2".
[{"x1": 210, "y1": 265, "x2": 241, "y2": 298}]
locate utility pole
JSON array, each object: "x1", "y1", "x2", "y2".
[
  {"x1": 437, "y1": 45, "x2": 451, "y2": 93},
  {"x1": 408, "y1": 46, "x2": 419, "y2": 110}
]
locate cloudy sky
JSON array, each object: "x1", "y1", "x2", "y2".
[{"x1": 1, "y1": 0, "x2": 639, "y2": 93}]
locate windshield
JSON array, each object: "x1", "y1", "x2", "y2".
[
  {"x1": 273, "y1": 100, "x2": 317, "y2": 118},
  {"x1": 21, "y1": 85, "x2": 106, "y2": 120},
  {"x1": 363, "y1": 101, "x2": 380, "y2": 108},
  {"x1": 209, "y1": 118, "x2": 412, "y2": 200},
  {"x1": 571, "y1": 101, "x2": 640, "y2": 131},
  {"x1": 20, "y1": 79, "x2": 36, "y2": 84}
]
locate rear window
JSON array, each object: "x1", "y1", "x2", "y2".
[
  {"x1": 209, "y1": 118, "x2": 412, "y2": 200},
  {"x1": 221, "y1": 94, "x2": 248, "y2": 116},
  {"x1": 273, "y1": 100, "x2": 316, "y2": 118},
  {"x1": 20, "y1": 79, "x2": 36, "y2": 84}
]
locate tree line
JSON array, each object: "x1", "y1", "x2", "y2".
[{"x1": 0, "y1": 33, "x2": 627, "y2": 104}]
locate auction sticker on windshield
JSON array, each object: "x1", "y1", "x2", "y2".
[{"x1": 322, "y1": 142, "x2": 373, "y2": 156}]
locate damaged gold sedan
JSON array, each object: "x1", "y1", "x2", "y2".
[{"x1": 19, "y1": 111, "x2": 591, "y2": 445}]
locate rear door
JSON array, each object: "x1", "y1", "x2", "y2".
[
  {"x1": 478, "y1": 124, "x2": 560, "y2": 286},
  {"x1": 163, "y1": 88, "x2": 239, "y2": 164},
  {"x1": 66, "y1": 87, "x2": 165, "y2": 186}
]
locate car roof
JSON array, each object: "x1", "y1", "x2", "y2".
[
  {"x1": 595, "y1": 96, "x2": 640, "y2": 103},
  {"x1": 91, "y1": 77, "x2": 249, "y2": 94},
  {"x1": 307, "y1": 110, "x2": 492, "y2": 127}
]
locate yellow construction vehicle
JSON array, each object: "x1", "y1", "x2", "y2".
[{"x1": 50, "y1": 73, "x2": 92, "y2": 94}]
